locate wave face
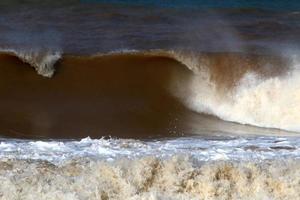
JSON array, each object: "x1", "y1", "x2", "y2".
[
  {"x1": 0, "y1": 136, "x2": 299, "y2": 200},
  {"x1": 1, "y1": 49, "x2": 298, "y2": 134}
]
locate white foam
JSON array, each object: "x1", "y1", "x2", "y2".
[
  {"x1": 0, "y1": 136, "x2": 298, "y2": 199},
  {"x1": 173, "y1": 52, "x2": 300, "y2": 132},
  {"x1": 0, "y1": 136, "x2": 299, "y2": 164}
]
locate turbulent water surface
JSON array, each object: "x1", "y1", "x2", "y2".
[{"x1": 0, "y1": 0, "x2": 300, "y2": 199}]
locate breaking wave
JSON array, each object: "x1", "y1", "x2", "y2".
[
  {"x1": 1, "y1": 48, "x2": 61, "y2": 77},
  {"x1": 1, "y1": 49, "x2": 299, "y2": 133},
  {"x1": 169, "y1": 51, "x2": 300, "y2": 132}
]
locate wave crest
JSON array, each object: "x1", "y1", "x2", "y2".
[{"x1": 2, "y1": 48, "x2": 61, "y2": 77}]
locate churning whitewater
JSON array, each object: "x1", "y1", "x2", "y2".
[
  {"x1": 171, "y1": 51, "x2": 300, "y2": 132},
  {"x1": 0, "y1": 136, "x2": 300, "y2": 199}
]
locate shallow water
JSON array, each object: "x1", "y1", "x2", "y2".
[{"x1": 0, "y1": 136, "x2": 299, "y2": 199}]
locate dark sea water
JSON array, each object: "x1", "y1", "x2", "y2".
[
  {"x1": 1, "y1": 0, "x2": 300, "y2": 54},
  {"x1": 0, "y1": 1, "x2": 300, "y2": 199}
]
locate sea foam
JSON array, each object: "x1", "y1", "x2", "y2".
[
  {"x1": 171, "y1": 52, "x2": 300, "y2": 132},
  {"x1": 0, "y1": 136, "x2": 299, "y2": 199}
]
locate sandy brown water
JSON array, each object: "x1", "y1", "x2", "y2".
[
  {"x1": 0, "y1": 157, "x2": 299, "y2": 200},
  {"x1": 0, "y1": 53, "x2": 192, "y2": 139},
  {"x1": 0, "y1": 52, "x2": 295, "y2": 139},
  {"x1": 0, "y1": 2, "x2": 300, "y2": 200}
]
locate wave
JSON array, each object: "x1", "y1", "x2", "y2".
[
  {"x1": 0, "y1": 49, "x2": 299, "y2": 135},
  {"x1": 139, "y1": 50, "x2": 299, "y2": 132}
]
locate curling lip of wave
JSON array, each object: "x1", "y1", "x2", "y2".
[
  {"x1": 0, "y1": 48, "x2": 286, "y2": 77},
  {"x1": 1, "y1": 48, "x2": 61, "y2": 77},
  {"x1": 0, "y1": 49, "x2": 201, "y2": 77}
]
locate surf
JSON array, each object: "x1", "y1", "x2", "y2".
[
  {"x1": 0, "y1": 49, "x2": 298, "y2": 138},
  {"x1": 0, "y1": 155, "x2": 299, "y2": 200}
]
